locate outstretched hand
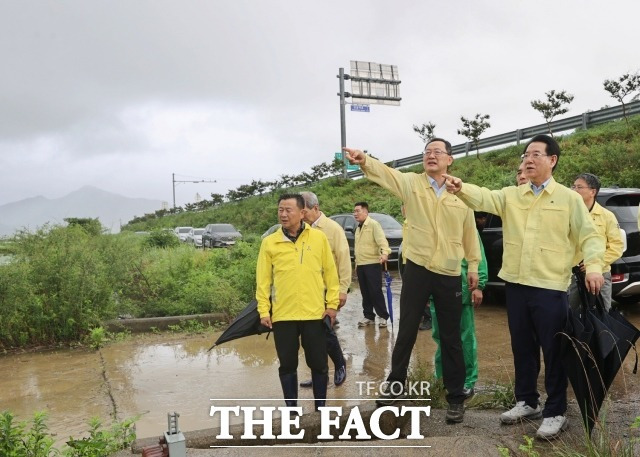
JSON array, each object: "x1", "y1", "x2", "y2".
[
  {"x1": 342, "y1": 147, "x2": 367, "y2": 165},
  {"x1": 442, "y1": 173, "x2": 463, "y2": 194}
]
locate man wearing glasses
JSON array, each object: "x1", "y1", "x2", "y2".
[
  {"x1": 569, "y1": 173, "x2": 623, "y2": 311},
  {"x1": 442, "y1": 134, "x2": 604, "y2": 439},
  {"x1": 344, "y1": 138, "x2": 481, "y2": 424}
]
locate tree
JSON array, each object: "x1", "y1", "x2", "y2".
[
  {"x1": 64, "y1": 217, "x2": 103, "y2": 236},
  {"x1": 210, "y1": 193, "x2": 225, "y2": 206},
  {"x1": 413, "y1": 122, "x2": 437, "y2": 143},
  {"x1": 603, "y1": 72, "x2": 640, "y2": 125},
  {"x1": 530, "y1": 90, "x2": 575, "y2": 136},
  {"x1": 457, "y1": 114, "x2": 491, "y2": 158}
]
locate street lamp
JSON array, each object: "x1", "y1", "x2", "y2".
[{"x1": 172, "y1": 173, "x2": 216, "y2": 209}]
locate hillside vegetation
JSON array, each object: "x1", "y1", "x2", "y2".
[{"x1": 123, "y1": 115, "x2": 640, "y2": 235}]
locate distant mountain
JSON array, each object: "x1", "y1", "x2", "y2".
[{"x1": 0, "y1": 186, "x2": 163, "y2": 236}]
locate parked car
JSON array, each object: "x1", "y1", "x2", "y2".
[
  {"x1": 202, "y1": 223, "x2": 243, "y2": 248},
  {"x1": 329, "y1": 212, "x2": 403, "y2": 263},
  {"x1": 261, "y1": 223, "x2": 281, "y2": 239},
  {"x1": 174, "y1": 226, "x2": 193, "y2": 242},
  {"x1": 479, "y1": 187, "x2": 640, "y2": 305},
  {"x1": 186, "y1": 228, "x2": 205, "y2": 247}
]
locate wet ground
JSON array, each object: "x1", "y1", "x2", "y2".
[{"x1": 2, "y1": 270, "x2": 640, "y2": 445}]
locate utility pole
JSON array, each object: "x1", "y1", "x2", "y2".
[{"x1": 172, "y1": 173, "x2": 216, "y2": 209}]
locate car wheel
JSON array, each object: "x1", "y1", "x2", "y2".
[{"x1": 614, "y1": 295, "x2": 640, "y2": 306}]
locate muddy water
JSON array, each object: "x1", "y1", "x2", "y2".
[{"x1": 2, "y1": 271, "x2": 640, "y2": 443}]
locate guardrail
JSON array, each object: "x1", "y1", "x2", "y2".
[{"x1": 347, "y1": 100, "x2": 640, "y2": 178}]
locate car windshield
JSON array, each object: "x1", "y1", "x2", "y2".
[
  {"x1": 370, "y1": 213, "x2": 402, "y2": 230},
  {"x1": 178, "y1": 228, "x2": 191, "y2": 233},
  {"x1": 194, "y1": 229, "x2": 205, "y2": 235},
  {"x1": 210, "y1": 224, "x2": 237, "y2": 232},
  {"x1": 603, "y1": 194, "x2": 640, "y2": 223}
]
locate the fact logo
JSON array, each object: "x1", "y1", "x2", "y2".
[
  {"x1": 209, "y1": 405, "x2": 431, "y2": 440},
  {"x1": 209, "y1": 381, "x2": 432, "y2": 441}
]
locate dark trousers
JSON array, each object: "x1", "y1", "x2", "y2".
[
  {"x1": 326, "y1": 325, "x2": 345, "y2": 368},
  {"x1": 357, "y1": 263, "x2": 389, "y2": 320},
  {"x1": 506, "y1": 282, "x2": 568, "y2": 418},
  {"x1": 273, "y1": 320, "x2": 328, "y2": 376},
  {"x1": 388, "y1": 260, "x2": 465, "y2": 404}
]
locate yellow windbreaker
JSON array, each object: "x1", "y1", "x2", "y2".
[
  {"x1": 313, "y1": 213, "x2": 352, "y2": 294},
  {"x1": 458, "y1": 177, "x2": 605, "y2": 291},
  {"x1": 354, "y1": 216, "x2": 391, "y2": 266},
  {"x1": 573, "y1": 202, "x2": 623, "y2": 273},
  {"x1": 256, "y1": 223, "x2": 340, "y2": 322},
  {"x1": 360, "y1": 155, "x2": 480, "y2": 276}
]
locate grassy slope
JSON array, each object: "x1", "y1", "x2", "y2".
[{"x1": 124, "y1": 116, "x2": 640, "y2": 235}]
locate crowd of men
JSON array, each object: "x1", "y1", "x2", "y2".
[{"x1": 256, "y1": 133, "x2": 625, "y2": 440}]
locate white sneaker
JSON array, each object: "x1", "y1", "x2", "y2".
[
  {"x1": 357, "y1": 318, "x2": 375, "y2": 327},
  {"x1": 378, "y1": 318, "x2": 387, "y2": 328},
  {"x1": 536, "y1": 415, "x2": 568, "y2": 440},
  {"x1": 500, "y1": 401, "x2": 542, "y2": 424}
]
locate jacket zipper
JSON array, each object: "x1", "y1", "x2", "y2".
[{"x1": 300, "y1": 242, "x2": 305, "y2": 264}]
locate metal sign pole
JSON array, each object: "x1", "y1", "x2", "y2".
[{"x1": 339, "y1": 67, "x2": 347, "y2": 179}]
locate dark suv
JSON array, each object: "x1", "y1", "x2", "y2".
[
  {"x1": 479, "y1": 188, "x2": 640, "y2": 305},
  {"x1": 329, "y1": 212, "x2": 403, "y2": 263},
  {"x1": 202, "y1": 223, "x2": 242, "y2": 248}
]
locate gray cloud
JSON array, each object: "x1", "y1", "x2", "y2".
[{"x1": 0, "y1": 0, "x2": 638, "y2": 207}]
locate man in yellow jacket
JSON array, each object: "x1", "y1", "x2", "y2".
[
  {"x1": 299, "y1": 191, "x2": 351, "y2": 387},
  {"x1": 569, "y1": 173, "x2": 623, "y2": 311},
  {"x1": 345, "y1": 139, "x2": 481, "y2": 424},
  {"x1": 353, "y1": 201, "x2": 391, "y2": 328},
  {"x1": 257, "y1": 194, "x2": 340, "y2": 410},
  {"x1": 443, "y1": 134, "x2": 605, "y2": 440}
]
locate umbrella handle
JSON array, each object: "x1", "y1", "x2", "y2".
[{"x1": 384, "y1": 261, "x2": 388, "y2": 272}]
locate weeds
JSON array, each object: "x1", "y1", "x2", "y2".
[
  {"x1": 87, "y1": 327, "x2": 107, "y2": 350},
  {"x1": 406, "y1": 358, "x2": 447, "y2": 408},
  {"x1": 0, "y1": 411, "x2": 135, "y2": 456},
  {"x1": 469, "y1": 380, "x2": 516, "y2": 410},
  {"x1": 168, "y1": 319, "x2": 210, "y2": 334}
]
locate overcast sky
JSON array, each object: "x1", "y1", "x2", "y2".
[{"x1": 1, "y1": 0, "x2": 638, "y2": 208}]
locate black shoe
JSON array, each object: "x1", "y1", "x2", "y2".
[
  {"x1": 463, "y1": 387, "x2": 475, "y2": 400},
  {"x1": 446, "y1": 403, "x2": 464, "y2": 423},
  {"x1": 419, "y1": 318, "x2": 432, "y2": 331},
  {"x1": 334, "y1": 365, "x2": 347, "y2": 386},
  {"x1": 375, "y1": 381, "x2": 405, "y2": 406},
  {"x1": 299, "y1": 379, "x2": 312, "y2": 388}
]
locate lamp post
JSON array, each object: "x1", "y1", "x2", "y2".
[{"x1": 172, "y1": 173, "x2": 216, "y2": 209}]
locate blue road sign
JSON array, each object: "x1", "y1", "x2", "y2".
[{"x1": 350, "y1": 104, "x2": 370, "y2": 112}]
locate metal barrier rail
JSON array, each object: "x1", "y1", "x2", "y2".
[{"x1": 347, "y1": 100, "x2": 640, "y2": 178}]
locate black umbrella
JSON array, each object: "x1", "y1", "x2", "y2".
[
  {"x1": 383, "y1": 262, "x2": 394, "y2": 329},
  {"x1": 208, "y1": 299, "x2": 271, "y2": 351},
  {"x1": 561, "y1": 270, "x2": 640, "y2": 434}
]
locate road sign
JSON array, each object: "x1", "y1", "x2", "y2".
[
  {"x1": 335, "y1": 152, "x2": 359, "y2": 171},
  {"x1": 351, "y1": 104, "x2": 370, "y2": 112}
]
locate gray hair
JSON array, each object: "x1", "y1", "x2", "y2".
[
  {"x1": 575, "y1": 173, "x2": 601, "y2": 195},
  {"x1": 300, "y1": 191, "x2": 319, "y2": 209}
]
